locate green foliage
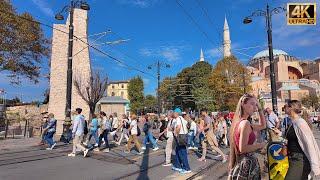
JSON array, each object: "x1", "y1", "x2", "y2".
[
  {"x1": 208, "y1": 55, "x2": 251, "y2": 111},
  {"x1": 0, "y1": 0, "x2": 50, "y2": 84},
  {"x1": 160, "y1": 61, "x2": 214, "y2": 111},
  {"x1": 301, "y1": 94, "x2": 320, "y2": 111},
  {"x1": 128, "y1": 76, "x2": 144, "y2": 113},
  {"x1": 144, "y1": 95, "x2": 157, "y2": 112}
]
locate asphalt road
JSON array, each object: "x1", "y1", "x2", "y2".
[{"x1": 1, "y1": 125, "x2": 319, "y2": 180}]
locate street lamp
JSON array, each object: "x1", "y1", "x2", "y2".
[
  {"x1": 243, "y1": 4, "x2": 285, "y2": 114},
  {"x1": 55, "y1": 1, "x2": 90, "y2": 122},
  {"x1": 148, "y1": 60, "x2": 171, "y2": 116}
]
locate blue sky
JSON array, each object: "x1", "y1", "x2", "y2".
[{"x1": 1, "y1": 0, "x2": 319, "y2": 102}]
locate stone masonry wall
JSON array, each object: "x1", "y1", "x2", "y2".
[{"x1": 48, "y1": 9, "x2": 91, "y2": 135}]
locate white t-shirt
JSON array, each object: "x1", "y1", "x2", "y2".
[
  {"x1": 112, "y1": 117, "x2": 119, "y2": 129},
  {"x1": 190, "y1": 121, "x2": 197, "y2": 135},
  {"x1": 266, "y1": 112, "x2": 279, "y2": 128},
  {"x1": 175, "y1": 116, "x2": 188, "y2": 135},
  {"x1": 130, "y1": 119, "x2": 138, "y2": 135},
  {"x1": 166, "y1": 118, "x2": 176, "y2": 137}
]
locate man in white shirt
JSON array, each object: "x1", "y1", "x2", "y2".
[
  {"x1": 125, "y1": 113, "x2": 143, "y2": 155},
  {"x1": 68, "y1": 108, "x2": 89, "y2": 157},
  {"x1": 162, "y1": 110, "x2": 175, "y2": 166},
  {"x1": 266, "y1": 107, "x2": 280, "y2": 129}
]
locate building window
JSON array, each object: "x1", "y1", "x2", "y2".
[
  {"x1": 112, "y1": 85, "x2": 114, "y2": 89},
  {"x1": 121, "y1": 91, "x2": 124, "y2": 98},
  {"x1": 121, "y1": 84, "x2": 124, "y2": 88},
  {"x1": 111, "y1": 92, "x2": 115, "y2": 96}
]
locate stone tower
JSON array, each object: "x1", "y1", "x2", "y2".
[
  {"x1": 48, "y1": 9, "x2": 91, "y2": 135},
  {"x1": 199, "y1": 48, "x2": 205, "y2": 62},
  {"x1": 223, "y1": 16, "x2": 231, "y2": 57}
]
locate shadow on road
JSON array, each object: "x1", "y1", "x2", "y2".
[{"x1": 137, "y1": 145, "x2": 150, "y2": 180}]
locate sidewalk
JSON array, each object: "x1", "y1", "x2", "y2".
[{"x1": 0, "y1": 137, "x2": 41, "y2": 151}]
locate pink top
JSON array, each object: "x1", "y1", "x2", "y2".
[{"x1": 234, "y1": 120, "x2": 256, "y2": 153}]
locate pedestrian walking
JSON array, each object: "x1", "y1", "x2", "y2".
[
  {"x1": 142, "y1": 115, "x2": 159, "y2": 151},
  {"x1": 125, "y1": 113, "x2": 143, "y2": 154},
  {"x1": 111, "y1": 113, "x2": 119, "y2": 142},
  {"x1": 116, "y1": 114, "x2": 130, "y2": 146},
  {"x1": 198, "y1": 109, "x2": 227, "y2": 162},
  {"x1": 161, "y1": 110, "x2": 176, "y2": 167},
  {"x1": 172, "y1": 110, "x2": 191, "y2": 174},
  {"x1": 39, "y1": 113, "x2": 48, "y2": 146},
  {"x1": 186, "y1": 114, "x2": 197, "y2": 150},
  {"x1": 68, "y1": 108, "x2": 89, "y2": 157},
  {"x1": 44, "y1": 113, "x2": 57, "y2": 150},
  {"x1": 284, "y1": 100, "x2": 320, "y2": 179},
  {"x1": 216, "y1": 115, "x2": 228, "y2": 147},
  {"x1": 228, "y1": 94, "x2": 266, "y2": 179},
  {"x1": 158, "y1": 114, "x2": 168, "y2": 141},
  {"x1": 95, "y1": 111, "x2": 111, "y2": 152},
  {"x1": 83, "y1": 114, "x2": 99, "y2": 147}
]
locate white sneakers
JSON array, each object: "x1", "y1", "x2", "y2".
[
  {"x1": 152, "y1": 147, "x2": 159, "y2": 151},
  {"x1": 68, "y1": 153, "x2": 76, "y2": 157},
  {"x1": 141, "y1": 147, "x2": 146, "y2": 150},
  {"x1": 46, "y1": 143, "x2": 57, "y2": 150},
  {"x1": 83, "y1": 149, "x2": 89, "y2": 157},
  {"x1": 103, "y1": 148, "x2": 110, "y2": 153},
  {"x1": 162, "y1": 163, "x2": 172, "y2": 167}
]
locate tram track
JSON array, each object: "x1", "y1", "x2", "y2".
[{"x1": 0, "y1": 149, "x2": 70, "y2": 167}]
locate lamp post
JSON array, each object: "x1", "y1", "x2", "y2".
[
  {"x1": 243, "y1": 4, "x2": 285, "y2": 114},
  {"x1": 55, "y1": 1, "x2": 90, "y2": 122},
  {"x1": 148, "y1": 60, "x2": 170, "y2": 116}
]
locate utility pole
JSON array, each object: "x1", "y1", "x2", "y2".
[
  {"x1": 148, "y1": 61, "x2": 170, "y2": 116},
  {"x1": 55, "y1": 1, "x2": 90, "y2": 121},
  {"x1": 243, "y1": 4, "x2": 285, "y2": 114}
]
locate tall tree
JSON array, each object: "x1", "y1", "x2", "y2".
[
  {"x1": 209, "y1": 55, "x2": 251, "y2": 111},
  {"x1": 189, "y1": 61, "x2": 214, "y2": 111},
  {"x1": 144, "y1": 95, "x2": 157, "y2": 112},
  {"x1": 0, "y1": 0, "x2": 50, "y2": 84},
  {"x1": 74, "y1": 72, "x2": 108, "y2": 119},
  {"x1": 301, "y1": 94, "x2": 320, "y2": 111},
  {"x1": 128, "y1": 76, "x2": 144, "y2": 113}
]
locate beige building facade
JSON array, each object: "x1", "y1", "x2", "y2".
[
  {"x1": 107, "y1": 81, "x2": 129, "y2": 100},
  {"x1": 248, "y1": 49, "x2": 320, "y2": 111},
  {"x1": 97, "y1": 96, "x2": 130, "y2": 116}
]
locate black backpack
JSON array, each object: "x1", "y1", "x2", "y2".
[{"x1": 84, "y1": 120, "x2": 88, "y2": 135}]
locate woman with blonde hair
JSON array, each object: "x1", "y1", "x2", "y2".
[
  {"x1": 228, "y1": 94, "x2": 266, "y2": 179},
  {"x1": 284, "y1": 100, "x2": 320, "y2": 179}
]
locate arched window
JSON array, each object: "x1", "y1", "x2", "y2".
[
  {"x1": 121, "y1": 84, "x2": 124, "y2": 88},
  {"x1": 111, "y1": 92, "x2": 115, "y2": 96}
]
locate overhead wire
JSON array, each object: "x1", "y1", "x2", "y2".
[{"x1": 0, "y1": 9, "x2": 156, "y2": 79}]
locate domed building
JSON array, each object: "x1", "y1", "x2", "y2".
[{"x1": 248, "y1": 49, "x2": 320, "y2": 111}]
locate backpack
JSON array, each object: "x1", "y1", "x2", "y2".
[
  {"x1": 84, "y1": 120, "x2": 88, "y2": 135},
  {"x1": 137, "y1": 126, "x2": 141, "y2": 136},
  {"x1": 143, "y1": 123, "x2": 149, "y2": 133}
]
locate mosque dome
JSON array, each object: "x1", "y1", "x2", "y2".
[{"x1": 253, "y1": 49, "x2": 288, "y2": 59}]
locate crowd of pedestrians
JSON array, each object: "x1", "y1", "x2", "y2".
[{"x1": 39, "y1": 94, "x2": 320, "y2": 178}]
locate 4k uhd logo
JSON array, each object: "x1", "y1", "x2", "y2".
[{"x1": 287, "y1": 3, "x2": 316, "y2": 25}]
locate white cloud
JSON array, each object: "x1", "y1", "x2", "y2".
[
  {"x1": 31, "y1": 0, "x2": 54, "y2": 17},
  {"x1": 272, "y1": 12, "x2": 320, "y2": 49},
  {"x1": 143, "y1": 78, "x2": 150, "y2": 86},
  {"x1": 206, "y1": 47, "x2": 222, "y2": 58},
  {"x1": 116, "y1": 0, "x2": 161, "y2": 8},
  {"x1": 139, "y1": 45, "x2": 188, "y2": 61}
]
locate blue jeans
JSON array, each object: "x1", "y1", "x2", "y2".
[
  {"x1": 45, "y1": 131, "x2": 55, "y2": 147},
  {"x1": 187, "y1": 131, "x2": 196, "y2": 147},
  {"x1": 88, "y1": 130, "x2": 99, "y2": 144},
  {"x1": 143, "y1": 131, "x2": 158, "y2": 148},
  {"x1": 98, "y1": 129, "x2": 110, "y2": 149},
  {"x1": 174, "y1": 145, "x2": 190, "y2": 171}
]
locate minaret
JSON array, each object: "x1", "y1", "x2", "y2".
[
  {"x1": 223, "y1": 16, "x2": 231, "y2": 57},
  {"x1": 199, "y1": 48, "x2": 205, "y2": 62}
]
